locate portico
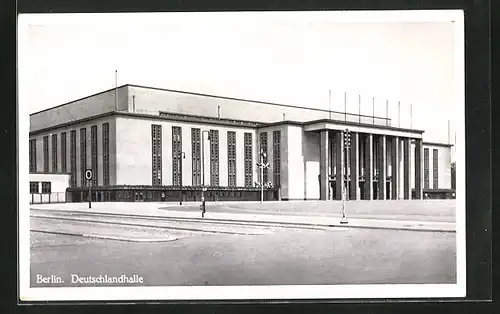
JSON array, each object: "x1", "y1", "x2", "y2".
[{"x1": 309, "y1": 120, "x2": 424, "y2": 201}]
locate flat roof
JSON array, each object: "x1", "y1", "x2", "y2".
[{"x1": 422, "y1": 141, "x2": 454, "y2": 147}]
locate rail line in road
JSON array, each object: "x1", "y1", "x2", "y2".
[{"x1": 30, "y1": 208, "x2": 343, "y2": 232}]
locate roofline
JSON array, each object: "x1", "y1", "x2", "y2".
[
  {"x1": 29, "y1": 110, "x2": 426, "y2": 136},
  {"x1": 29, "y1": 172, "x2": 72, "y2": 175},
  {"x1": 29, "y1": 111, "x2": 264, "y2": 136},
  {"x1": 127, "y1": 84, "x2": 391, "y2": 121},
  {"x1": 422, "y1": 141, "x2": 454, "y2": 147},
  {"x1": 29, "y1": 85, "x2": 128, "y2": 117},
  {"x1": 303, "y1": 118, "x2": 426, "y2": 133},
  {"x1": 30, "y1": 83, "x2": 393, "y2": 122},
  {"x1": 158, "y1": 111, "x2": 263, "y2": 126}
]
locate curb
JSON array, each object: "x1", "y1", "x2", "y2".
[
  {"x1": 31, "y1": 208, "x2": 455, "y2": 233},
  {"x1": 30, "y1": 229, "x2": 179, "y2": 242}
]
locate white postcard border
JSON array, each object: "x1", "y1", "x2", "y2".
[{"x1": 18, "y1": 9, "x2": 466, "y2": 302}]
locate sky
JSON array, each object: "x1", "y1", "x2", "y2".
[{"x1": 18, "y1": 11, "x2": 463, "y2": 144}]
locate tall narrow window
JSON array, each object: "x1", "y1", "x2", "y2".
[
  {"x1": 102, "y1": 123, "x2": 110, "y2": 186},
  {"x1": 41, "y1": 182, "x2": 51, "y2": 194},
  {"x1": 244, "y1": 133, "x2": 253, "y2": 187},
  {"x1": 210, "y1": 129, "x2": 219, "y2": 186},
  {"x1": 191, "y1": 128, "x2": 201, "y2": 186},
  {"x1": 424, "y1": 148, "x2": 429, "y2": 189},
  {"x1": 433, "y1": 149, "x2": 439, "y2": 189},
  {"x1": 43, "y1": 136, "x2": 49, "y2": 172},
  {"x1": 227, "y1": 131, "x2": 236, "y2": 187},
  {"x1": 172, "y1": 126, "x2": 182, "y2": 186},
  {"x1": 152, "y1": 124, "x2": 163, "y2": 186},
  {"x1": 29, "y1": 139, "x2": 36, "y2": 172},
  {"x1": 91, "y1": 125, "x2": 98, "y2": 186},
  {"x1": 29, "y1": 182, "x2": 39, "y2": 194},
  {"x1": 70, "y1": 130, "x2": 77, "y2": 187},
  {"x1": 273, "y1": 130, "x2": 281, "y2": 187},
  {"x1": 80, "y1": 128, "x2": 87, "y2": 187},
  {"x1": 51, "y1": 134, "x2": 58, "y2": 173},
  {"x1": 260, "y1": 132, "x2": 268, "y2": 183},
  {"x1": 61, "y1": 132, "x2": 67, "y2": 173}
]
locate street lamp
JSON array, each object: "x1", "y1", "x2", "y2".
[
  {"x1": 200, "y1": 130, "x2": 211, "y2": 217},
  {"x1": 179, "y1": 151, "x2": 186, "y2": 205},
  {"x1": 257, "y1": 149, "x2": 269, "y2": 204},
  {"x1": 341, "y1": 128, "x2": 351, "y2": 224}
]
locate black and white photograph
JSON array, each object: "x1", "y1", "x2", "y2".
[{"x1": 18, "y1": 10, "x2": 466, "y2": 301}]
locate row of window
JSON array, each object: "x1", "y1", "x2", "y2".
[
  {"x1": 29, "y1": 181, "x2": 51, "y2": 194},
  {"x1": 29, "y1": 123, "x2": 110, "y2": 188},
  {"x1": 259, "y1": 131, "x2": 281, "y2": 187},
  {"x1": 424, "y1": 148, "x2": 439, "y2": 189},
  {"x1": 150, "y1": 126, "x2": 259, "y2": 187}
]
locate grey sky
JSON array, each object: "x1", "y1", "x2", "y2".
[{"x1": 19, "y1": 11, "x2": 463, "y2": 144}]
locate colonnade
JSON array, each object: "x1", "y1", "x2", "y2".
[{"x1": 319, "y1": 130, "x2": 424, "y2": 201}]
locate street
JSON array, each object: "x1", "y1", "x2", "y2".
[{"x1": 29, "y1": 200, "x2": 457, "y2": 287}]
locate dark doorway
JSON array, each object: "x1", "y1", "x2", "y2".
[
  {"x1": 359, "y1": 181, "x2": 365, "y2": 200},
  {"x1": 386, "y1": 182, "x2": 391, "y2": 199},
  {"x1": 331, "y1": 181, "x2": 336, "y2": 200},
  {"x1": 373, "y1": 181, "x2": 378, "y2": 200}
]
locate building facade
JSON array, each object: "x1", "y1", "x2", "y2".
[{"x1": 29, "y1": 85, "x2": 455, "y2": 202}]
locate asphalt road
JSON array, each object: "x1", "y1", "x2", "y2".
[{"x1": 30, "y1": 226, "x2": 456, "y2": 287}]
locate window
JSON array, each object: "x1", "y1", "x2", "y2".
[
  {"x1": 51, "y1": 134, "x2": 58, "y2": 172},
  {"x1": 191, "y1": 128, "x2": 201, "y2": 186},
  {"x1": 244, "y1": 133, "x2": 253, "y2": 187},
  {"x1": 91, "y1": 125, "x2": 98, "y2": 186},
  {"x1": 102, "y1": 123, "x2": 110, "y2": 186},
  {"x1": 152, "y1": 124, "x2": 163, "y2": 186},
  {"x1": 424, "y1": 148, "x2": 429, "y2": 189},
  {"x1": 260, "y1": 132, "x2": 268, "y2": 183},
  {"x1": 41, "y1": 182, "x2": 51, "y2": 194},
  {"x1": 29, "y1": 139, "x2": 36, "y2": 172},
  {"x1": 210, "y1": 129, "x2": 219, "y2": 186},
  {"x1": 433, "y1": 149, "x2": 439, "y2": 189},
  {"x1": 227, "y1": 131, "x2": 236, "y2": 187},
  {"x1": 30, "y1": 182, "x2": 38, "y2": 194},
  {"x1": 61, "y1": 132, "x2": 67, "y2": 173},
  {"x1": 43, "y1": 136, "x2": 49, "y2": 172},
  {"x1": 273, "y1": 130, "x2": 281, "y2": 187},
  {"x1": 70, "y1": 130, "x2": 77, "y2": 187},
  {"x1": 172, "y1": 126, "x2": 182, "y2": 186},
  {"x1": 80, "y1": 128, "x2": 87, "y2": 187}
]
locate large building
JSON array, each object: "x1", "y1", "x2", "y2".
[{"x1": 28, "y1": 84, "x2": 455, "y2": 203}]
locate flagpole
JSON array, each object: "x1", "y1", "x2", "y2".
[
  {"x1": 372, "y1": 97, "x2": 375, "y2": 125},
  {"x1": 358, "y1": 93, "x2": 361, "y2": 123},
  {"x1": 329, "y1": 90, "x2": 332, "y2": 120},
  {"x1": 115, "y1": 70, "x2": 118, "y2": 112},
  {"x1": 344, "y1": 92, "x2": 347, "y2": 121},
  {"x1": 386, "y1": 100, "x2": 389, "y2": 126}
]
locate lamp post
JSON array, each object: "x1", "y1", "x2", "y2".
[
  {"x1": 200, "y1": 130, "x2": 211, "y2": 217},
  {"x1": 341, "y1": 128, "x2": 351, "y2": 224},
  {"x1": 257, "y1": 149, "x2": 268, "y2": 204},
  {"x1": 179, "y1": 151, "x2": 186, "y2": 205}
]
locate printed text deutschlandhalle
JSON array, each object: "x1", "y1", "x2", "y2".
[{"x1": 71, "y1": 274, "x2": 144, "y2": 284}]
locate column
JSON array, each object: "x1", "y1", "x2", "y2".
[
  {"x1": 391, "y1": 136, "x2": 399, "y2": 200},
  {"x1": 378, "y1": 135, "x2": 387, "y2": 200},
  {"x1": 350, "y1": 132, "x2": 360, "y2": 200},
  {"x1": 414, "y1": 138, "x2": 424, "y2": 199},
  {"x1": 319, "y1": 130, "x2": 329, "y2": 200},
  {"x1": 403, "y1": 138, "x2": 411, "y2": 199},
  {"x1": 335, "y1": 131, "x2": 345, "y2": 200},
  {"x1": 365, "y1": 134, "x2": 373, "y2": 200}
]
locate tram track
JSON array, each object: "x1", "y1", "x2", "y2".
[{"x1": 29, "y1": 208, "x2": 340, "y2": 232}]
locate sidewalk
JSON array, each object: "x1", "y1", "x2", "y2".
[{"x1": 30, "y1": 202, "x2": 456, "y2": 233}]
